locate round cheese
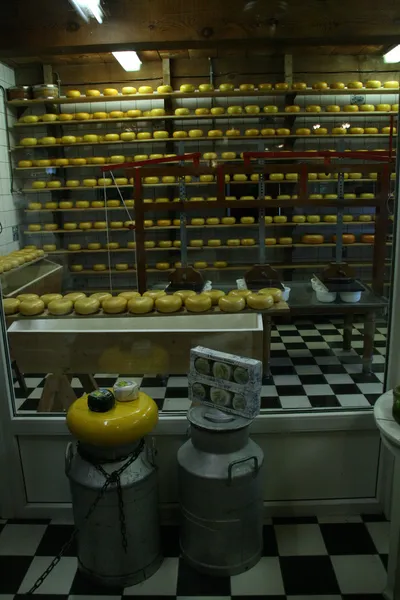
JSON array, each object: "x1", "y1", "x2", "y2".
[
  {"x1": 219, "y1": 83, "x2": 234, "y2": 92},
  {"x1": 28, "y1": 224, "x2": 42, "y2": 231},
  {"x1": 153, "y1": 130, "x2": 169, "y2": 139},
  {"x1": 157, "y1": 85, "x2": 173, "y2": 94},
  {"x1": 207, "y1": 239, "x2": 221, "y2": 247},
  {"x1": 208, "y1": 130, "x2": 223, "y2": 137},
  {"x1": 104, "y1": 133, "x2": 120, "y2": 141},
  {"x1": 70, "y1": 265, "x2": 83, "y2": 272},
  {"x1": 313, "y1": 127, "x2": 328, "y2": 135},
  {"x1": 115, "y1": 263, "x2": 129, "y2": 271},
  {"x1": 326, "y1": 105, "x2": 341, "y2": 112},
  {"x1": 306, "y1": 105, "x2": 322, "y2": 112},
  {"x1": 44, "y1": 224, "x2": 58, "y2": 231},
  {"x1": 175, "y1": 108, "x2": 190, "y2": 116},
  {"x1": 219, "y1": 295, "x2": 245, "y2": 313},
  {"x1": 21, "y1": 137, "x2": 37, "y2": 146},
  {"x1": 155, "y1": 295, "x2": 182, "y2": 313},
  {"x1": 102, "y1": 297, "x2": 128, "y2": 314},
  {"x1": 185, "y1": 294, "x2": 212, "y2": 313},
  {"x1": 180, "y1": 84, "x2": 195, "y2": 93},
  {"x1": 41, "y1": 114, "x2": 58, "y2": 122},
  {"x1": 222, "y1": 217, "x2": 236, "y2": 225},
  {"x1": 128, "y1": 296, "x2": 154, "y2": 314},
  {"x1": 155, "y1": 262, "x2": 170, "y2": 270},
  {"x1": 19, "y1": 298, "x2": 45, "y2": 316},
  {"x1": 48, "y1": 298, "x2": 73, "y2": 315},
  {"x1": 285, "y1": 105, "x2": 301, "y2": 113},
  {"x1": 347, "y1": 81, "x2": 363, "y2": 89},
  {"x1": 66, "y1": 89, "x2": 81, "y2": 98},
  {"x1": 3, "y1": 298, "x2": 20, "y2": 315}
]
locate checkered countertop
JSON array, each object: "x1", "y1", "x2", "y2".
[
  {"x1": 0, "y1": 514, "x2": 389, "y2": 598},
  {"x1": 14, "y1": 317, "x2": 387, "y2": 413}
]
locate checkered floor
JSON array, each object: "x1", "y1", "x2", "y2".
[
  {"x1": 14, "y1": 317, "x2": 387, "y2": 413},
  {"x1": 0, "y1": 514, "x2": 389, "y2": 597}
]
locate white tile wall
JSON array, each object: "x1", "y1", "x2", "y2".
[{"x1": 0, "y1": 62, "x2": 20, "y2": 255}]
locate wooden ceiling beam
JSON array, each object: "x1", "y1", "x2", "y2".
[{"x1": 0, "y1": 0, "x2": 399, "y2": 59}]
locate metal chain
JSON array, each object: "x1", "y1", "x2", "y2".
[{"x1": 26, "y1": 440, "x2": 144, "y2": 595}]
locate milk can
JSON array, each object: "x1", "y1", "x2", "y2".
[
  {"x1": 177, "y1": 405, "x2": 264, "y2": 576},
  {"x1": 66, "y1": 385, "x2": 162, "y2": 587}
]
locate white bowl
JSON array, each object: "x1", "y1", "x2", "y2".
[
  {"x1": 316, "y1": 289, "x2": 337, "y2": 303},
  {"x1": 282, "y1": 286, "x2": 291, "y2": 301},
  {"x1": 340, "y1": 291, "x2": 361, "y2": 303},
  {"x1": 311, "y1": 278, "x2": 319, "y2": 291}
]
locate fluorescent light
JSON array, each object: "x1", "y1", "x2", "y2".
[
  {"x1": 384, "y1": 45, "x2": 400, "y2": 63},
  {"x1": 70, "y1": 0, "x2": 104, "y2": 23},
  {"x1": 112, "y1": 51, "x2": 142, "y2": 72}
]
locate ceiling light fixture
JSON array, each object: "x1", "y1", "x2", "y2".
[
  {"x1": 69, "y1": 0, "x2": 104, "y2": 23},
  {"x1": 384, "y1": 45, "x2": 400, "y2": 63},
  {"x1": 112, "y1": 51, "x2": 142, "y2": 72}
]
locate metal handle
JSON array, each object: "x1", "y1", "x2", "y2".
[
  {"x1": 65, "y1": 442, "x2": 74, "y2": 475},
  {"x1": 227, "y1": 455, "x2": 259, "y2": 485}
]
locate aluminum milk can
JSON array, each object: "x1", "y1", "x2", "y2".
[
  {"x1": 66, "y1": 386, "x2": 161, "y2": 587},
  {"x1": 177, "y1": 405, "x2": 264, "y2": 576}
]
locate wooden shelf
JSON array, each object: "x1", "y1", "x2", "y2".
[
  {"x1": 13, "y1": 133, "x2": 394, "y2": 151},
  {"x1": 7, "y1": 87, "x2": 400, "y2": 108},
  {"x1": 13, "y1": 111, "x2": 398, "y2": 128}
]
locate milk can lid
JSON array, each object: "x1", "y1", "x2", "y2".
[{"x1": 188, "y1": 405, "x2": 252, "y2": 431}]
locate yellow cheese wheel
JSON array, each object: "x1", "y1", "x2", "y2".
[
  {"x1": 286, "y1": 173, "x2": 298, "y2": 181},
  {"x1": 343, "y1": 194, "x2": 356, "y2": 200},
  {"x1": 312, "y1": 81, "x2": 328, "y2": 90},
  {"x1": 219, "y1": 295, "x2": 245, "y2": 313},
  {"x1": 102, "y1": 297, "x2": 127, "y2": 314},
  {"x1": 198, "y1": 83, "x2": 214, "y2": 92},
  {"x1": 222, "y1": 217, "x2": 236, "y2": 225},
  {"x1": 74, "y1": 201, "x2": 89, "y2": 209},
  {"x1": 28, "y1": 224, "x2": 42, "y2": 231},
  {"x1": 349, "y1": 127, "x2": 364, "y2": 135},
  {"x1": 153, "y1": 130, "x2": 169, "y2": 139},
  {"x1": 109, "y1": 221, "x2": 123, "y2": 229},
  {"x1": 219, "y1": 83, "x2": 235, "y2": 92},
  {"x1": 244, "y1": 105, "x2": 260, "y2": 115},
  {"x1": 278, "y1": 237, "x2": 292, "y2": 245},
  {"x1": 359, "y1": 104, "x2": 375, "y2": 112},
  {"x1": 349, "y1": 172, "x2": 362, "y2": 179},
  {"x1": 214, "y1": 262, "x2": 228, "y2": 269},
  {"x1": 239, "y1": 83, "x2": 255, "y2": 91},
  {"x1": 156, "y1": 219, "x2": 171, "y2": 227},
  {"x1": 46, "y1": 181, "x2": 62, "y2": 189},
  {"x1": 240, "y1": 216, "x2": 255, "y2": 224},
  {"x1": 292, "y1": 215, "x2": 306, "y2": 223},
  {"x1": 78, "y1": 222, "x2": 92, "y2": 230},
  {"x1": 185, "y1": 294, "x2": 212, "y2": 312},
  {"x1": 3, "y1": 298, "x2": 21, "y2": 315},
  {"x1": 382, "y1": 126, "x2": 397, "y2": 134},
  {"x1": 207, "y1": 239, "x2": 221, "y2": 247},
  {"x1": 28, "y1": 202, "x2": 42, "y2": 211},
  {"x1": 82, "y1": 179, "x2": 97, "y2": 187},
  {"x1": 155, "y1": 295, "x2": 182, "y2": 313},
  {"x1": 210, "y1": 107, "x2": 225, "y2": 115},
  {"x1": 194, "y1": 108, "x2": 210, "y2": 116},
  {"x1": 276, "y1": 128, "x2": 290, "y2": 135},
  {"x1": 190, "y1": 218, "x2": 205, "y2": 226},
  {"x1": 263, "y1": 106, "x2": 279, "y2": 115},
  {"x1": 59, "y1": 114, "x2": 74, "y2": 121},
  {"x1": 241, "y1": 238, "x2": 256, "y2": 246},
  {"x1": 208, "y1": 130, "x2": 223, "y2": 137},
  {"x1": 21, "y1": 137, "x2": 37, "y2": 146},
  {"x1": 16, "y1": 293, "x2": 39, "y2": 303},
  {"x1": 136, "y1": 132, "x2": 151, "y2": 140},
  {"x1": 119, "y1": 132, "x2": 136, "y2": 142},
  {"x1": 48, "y1": 298, "x2": 74, "y2": 315},
  {"x1": 121, "y1": 86, "x2": 137, "y2": 95},
  {"x1": 296, "y1": 128, "x2": 311, "y2": 135},
  {"x1": 365, "y1": 127, "x2": 379, "y2": 134},
  {"x1": 189, "y1": 239, "x2": 204, "y2": 247},
  {"x1": 19, "y1": 298, "x2": 45, "y2": 316},
  {"x1": 247, "y1": 293, "x2": 274, "y2": 310},
  {"x1": 66, "y1": 89, "x2": 81, "y2": 98},
  {"x1": 313, "y1": 127, "x2": 328, "y2": 135},
  {"x1": 347, "y1": 81, "x2": 363, "y2": 89},
  {"x1": 104, "y1": 133, "x2": 120, "y2": 142},
  {"x1": 326, "y1": 105, "x2": 341, "y2": 112},
  {"x1": 157, "y1": 241, "x2": 172, "y2": 249},
  {"x1": 115, "y1": 264, "x2": 129, "y2": 271},
  {"x1": 157, "y1": 85, "x2": 173, "y2": 94},
  {"x1": 91, "y1": 112, "x2": 107, "y2": 120},
  {"x1": 175, "y1": 108, "x2": 190, "y2": 116},
  {"x1": 324, "y1": 194, "x2": 338, "y2": 200},
  {"x1": 323, "y1": 215, "x2": 337, "y2": 223},
  {"x1": 359, "y1": 194, "x2": 375, "y2": 200},
  {"x1": 377, "y1": 104, "x2": 391, "y2": 112},
  {"x1": 245, "y1": 128, "x2": 259, "y2": 136},
  {"x1": 180, "y1": 84, "x2": 195, "y2": 93},
  {"x1": 73, "y1": 112, "x2": 90, "y2": 122},
  {"x1": 68, "y1": 243, "x2": 82, "y2": 251},
  {"x1": 72, "y1": 297, "x2": 100, "y2": 315},
  {"x1": 63, "y1": 222, "x2": 77, "y2": 231},
  {"x1": 273, "y1": 216, "x2": 288, "y2": 223},
  {"x1": 114, "y1": 177, "x2": 128, "y2": 185},
  {"x1": 226, "y1": 129, "x2": 240, "y2": 137},
  {"x1": 44, "y1": 223, "x2": 57, "y2": 231},
  {"x1": 383, "y1": 80, "x2": 399, "y2": 88},
  {"x1": 154, "y1": 262, "x2": 170, "y2": 271},
  {"x1": 92, "y1": 264, "x2": 106, "y2": 271},
  {"x1": 306, "y1": 105, "x2": 322, "y2": 112},
  {"x1": 39, "y1": 136, "x2": 57, "y2": 145},
  {"x1": 40, "y1": 114, "x2": 59, "y2": 122},
  {"x1": 285, "y1": 105, "x2": 301, "y2": 113},
  {"x1": 172, "y1": 130, "x2": 188, "y2": 139},
  {"x1": 70, "y1": 264, "x2": 83, "y2": 272},
  {"x1": 128, "y1": 296, "x2": 154, "y2": 314},
  {"x1": 18, "y1": 160, "x2": 34, "y2": 168},
  {"x1": 118, "y1": 292, "x2": 141, "y2": 301},
  {"x1": 42, "y1": 244, "x2": 57, "y2": 251},
  {"x1": 60, "y1": 136, "x2": 76, "y2": 144},
  {"x1": 307, "y1": 215, "x2": 320, "y2": 223},
  {"x1": 103, "y1": 88, "x2": 119, "y2": 96},
  {"x1": 332, "y1": 127, "x2": 347, "y2": 134}
]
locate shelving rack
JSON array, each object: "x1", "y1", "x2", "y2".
[{"x1": 9, "y1": 83, "x2": 397, "y2": 292}]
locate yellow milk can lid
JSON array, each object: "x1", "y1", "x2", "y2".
[{"x1": 66, "y1": 387, "x2": 158, "y2": 446}]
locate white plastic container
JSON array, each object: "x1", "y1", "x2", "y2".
[
  {"x1": 340, "y1": 291, "x2": 361, "y2": 303},
  {"x1": 282, "y1": 286, "x2": 291, "y2": 301},
  {"x1": 316, "y1": 289, "x2": 337, "y2": 303}
]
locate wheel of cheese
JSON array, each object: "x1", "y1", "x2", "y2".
[
  {"x1": 21, "y1": 137, "x2": 38, "y2": 146},
  {"x1": 219, "y1": 83, "x2": 235, "y2": 92},
  {"x1": 291, "y1": 215, "x2": 305, "y2": 224},
  {"x1": 85, "y1": 88, "x2": 101, "y2": 97},
  {"x1": 78, "y1": 222, "x2": 92, "y2": 230},
  {"x1": 114, "y1": 177, "x2": 129, "y2": 186},
  {"x1": 137, "y1": 132, "x2": 151, "y2": 140},
  {"x1": 332, "y1": 127, "x2": 347, "y2": 135},
  {"x1": 219, "y1": 295, "x2": 245, "y2": 313},
  {"x1": 41, "y1": 114, "x2": 58, "y2": 122},
  {"x1": 227, "y1": 106, "x2": 243, "y2": 115},
  {"x1": 92, "y1": 264, "x2": 107, "y2": 271},
  {"x1": 239, "y1": 83, "x2": 255, "y2": 92},
  {"x1": 209, "y1": 107, "x2": 224, "y2": 116},
  {"x1": 349, "y1": 127, "x2": 364, "y2": 135},
  {"x1": 185, "y1": 294, "x2": 212, "y2": 313},
  {"x1": 376, "y1": 104, "x2": 392, "y2": 112},
  {"x1": 312, "y1": 81, "x2": 328, "y2": 90},
  {"x1": 189, "y1": 196, "x2": 205, "y2": 202},
  {"x1": 83, "y1": 135, "x2": 100, "y2": 145},
  {"x1": 359, "y1": 104, "x2": 375, "y2": 112},
  {"x1": 90, "y1": 292, "x2": 112, "y2": 304},
  {"x1": 103, "y1": 88, "x2": 119, "y2": 96},
  {"x1": 206, "y1": 239, "x2": 221, "y2": 247},
  {"x1": 73, "y1": 297, "x2": 100, "y2": 315},
  {"x1": 175, "y1": 107, "x2": 190, "y2": 116},
  {"x1": 75, "y1": 201, "x2": 90, "y2": 209},
  {"x1": 241, "y1": 238, "x2": 256, "y2": 246},
  {"x1": 322, "y1": 215, "x2": 337, "y2": 223},
  {"x1": 158, "y1": 241, "x2": 172, "y2": 248},
  {"x1": 244, "y1": 128, "x2": 259, "y2": 137},
  {"x1": 243, "y1": 105, "x2": 260, "y2": 115},
  {"x1": 196, "y1": 83, "x2": 213, "y2": 93},
  {"x1": 222, "y1": 217, "x2": 236, "y2": 226},
  {"x1": 276, "y1": 128, "x2": 290, "y2": 135},
  {"x1": 119, "y1": 132, "x2": 136, "y2": 142},
  {"x1": 189, "y1": 239, "x2": 204, "y2": 247},
  {"x1": 28, "y1": 224, "x2": 42, "y2": 231},
  {"x1": 128, "y1": 296, "x2": 154, "y2": 314},
  {"x1": 384, "y1": 80, "x2": 400, "y2": 88},
  {"x1": 302, "y1": 234, "x2": 324, "y2": 244},
  {"x1": 83, "y1": 179, "x2": 97, "y2": 187},
  {"x1": 18, "y1": 160, "x2": 33, "y2": 168},
  {"x1": 144, "y1": 220, "x2": 154, "y2": 228},
  {"x1": 347, "y1": 81, "x2": 363, "y2": 89},
  {"x1": 66, "y1": 180, "x2": 80, "y2": 188},
  {"x1": 324, "y1": 194, "x2": 338, "y2": 200},
  {"x1": 70, "y1": 265, "x2": 83, "y2": 272},
  {"x1": 240, "y1": 216, "x2": 255, "y2": 225},
  {"x1": 157, "y1": 219, "x2": 171, "y2": 226},
  {"x1": 107, "y1": 155, "x2": 126, "y2": 165},
  {"x1": 194, "y1": 108, "x2": 209, "y2": 116},
  {"x1": 153, "y1": 130, "x2": 169, "y2": 139},
  {"x1": 285, "y1": 105, "x2": 301, "y2": 113},
  {"x1": 57, "y1": 114, "x2": 74, "y2": 122},
  {"x1": 306, "y1": 105, "x2": 322, "y2": 113},
  {"x1": 66, "y1": 89, "x2": 81, "y2": 98},
  {"x1": 16, "y1": 293, "x2": 39, "y2": 303},
  {"x1": 332, "y1": 234, "x2": 356, "y2": 244},
  {"x1": 104, "y1": 133, "x2": 120, "y2": 142},
  {"x1": 46, "y1": 181, "x2": 62, "y2": 189},
  {"x1": 246, "y1": 293, "x2": 274, "y2": 310},
  {"x1": 365, "y1": 127, "x2": 379, "y2": 134},
  {"x1": 313, "y1": 127, "x2": 328, "y2": 135},
  {"x1": 48, "y1": 298, "x2": 74, "y2": 315},
  {"x1": 60, "y1": 136, "x2": 76, "y2": 145},
  {"x1": 155, "y1": 294, "x2": 182, "y2": 313},
  {"x1": 208, "y1": 130, "x2": 223, "y2": 137},
  {"x1": 361, "y1": 234, "x2": 375, "y2": 243},
  {"x1": 19, "y1": 298, "x2": 45, "y2": 316},
  {"x1": 278, "y1": 237, "x2": 292, "y2": 245},
  {"x1": 286, "y1": 173, "x2": 298, "y2": 181},
  {"x1": 264, "y1": 216, "x2": 273, "y2": 223},
  {"x1": 307, "y1": 215, "x2": 320, "y2": 223},
  {"x1": 155, "y1": 84, "x2": 172, "y2": 94},
  {"x1": 273, "y1": 215, "x2": 287, "y2": 223},
  {"x1": 3, "y1": 298, "x2": 20, "y2": 315},
  {"x1": 109, "y1": 221, "x2": 123, "y2": 229},
  {"x1": 118, "y1": 292, "x2": 141, "y2": 301},
  {"x1": 39, "y1": 136, "x2": 57, "y2": 146},
  {"x1": 296, "y1": 128, "x2": 311, "y2": 135},
  {"x1": 44, "y1": 223, "x2": 58, "y2": 231},
  {"x1": 349, "y1": 172, "x2": 362, "y2": 179},
  {"x1": 364, "y1": 80, "x2": 381, "y2": 89},
  {"x1": 53, "y1": 158, "x2": 69, "y2": 167},
  {"x1": 326, "y1": 105, "x2": 341, "y2": 112},
  {"x1": 28, "y1": 202, "x2": 42, "y2": 210},
  {"x1": 273, "y1": 83, "x2": 288, "y2": 91},
  {"x1": 42, "y1": 244, "x2": 57, "y2": 252},
  {"x1": 193, "y1": 261, "x2": 208, "y2": 270},
  {"x1": 382, "y1": 126, "x2": 397, "y2": 134},
  {"x1": 68, "y1": 243, "x2": 81, "y2": 251},
  {"x1": 105, "y1": 242, "x2": 120, "y2": 250},
  {"x1": 102, "y1": 297, "x2": 127, "y2": 314},
  {"x1": 63, "y1": 222, "x2": 78, "y2": 230},
  {"x1": 74, "y1": 112, "x2": 90, "y2": 121},
  {"x1": 20, "y1": 115, "x2": 37, "y2": 124},
  {"x1": 120, "y1": 86, "x2": 137, "y2": 95},
  {"x1": 180, "y1": 84, "x2": 195, "y2": 93},
  {"x1": 115, "y1": 263, "x2": 129, "y2": 271},
  {"x1": 154, "y1": 262, "x2": 170, "y2": 271}
]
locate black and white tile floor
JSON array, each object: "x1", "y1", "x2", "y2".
[
  {"x1": 14, "y1": 317, "x2": 387, "y2": 413},
  {"x1": 0, "y1": 514, "x2": 390, "y2": 598}
]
